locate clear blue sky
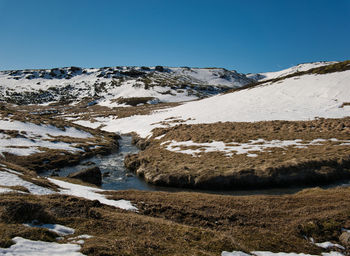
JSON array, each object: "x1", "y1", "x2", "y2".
[{"x1": 0, "y1": 0, "x2": 349, "y2": 73}]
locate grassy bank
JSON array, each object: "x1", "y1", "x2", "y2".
[{"x1": 125, "y1": 118, "x2": 350, "y2": 189}]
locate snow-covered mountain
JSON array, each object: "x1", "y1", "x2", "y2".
[
  {"x1": 247, "y1": 61, "x2": 337, "y2": 81},
  {"x1": 0, "y1": 66, "x2": 253, "y2": 105},
  {"x1": 78, "y1": 61, "x2": 350, "y2": 137}
]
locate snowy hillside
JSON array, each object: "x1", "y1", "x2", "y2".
[
  {"x1": 0, "y1": 119, "x2": 93, "y2": 157},
  {"x1": 247, "y1": 61, "x2": 337, "y2": 81},
  {"x1": 0, "y1": 66, "x2": 253, "y2": 105},
  {"x1": 77, "y1": 62, "x2": 350, "y2": 137}
]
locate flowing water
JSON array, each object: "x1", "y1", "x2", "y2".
[
  {"x1": 42, "y1": 136, "x2": 350, "y2": 196},
  {"x1": 42, "y1": 136, "x2": 155, "y2": 191}
]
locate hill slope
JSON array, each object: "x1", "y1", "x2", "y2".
[
  {"x1": 83, "y1": 61, "x2": 350, "y2": 137},
  {"x1": 247, "y1": 61, "x2": 336, "y2": 81},
  {"x1": 0, "y1": 66, "x2": 253, "y2": 105}
]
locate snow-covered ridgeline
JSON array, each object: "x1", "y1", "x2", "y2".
[
  {"x1": 247, "y1": 61, "x2": 337, "y2": 81},
  {"x1": 0, "y1": 66, "x2": 253, "y2": 105}
]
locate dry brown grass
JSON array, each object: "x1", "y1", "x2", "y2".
[
  {"x1": 0, "y1": 186, "x2": 350, "y2": 255},
  {"x1": 73, "y1": 101, "x2": 181, "y2": 120},
  {"x1": 109, "y1": 187, "x2": 350, "y2": 254},
  {"x1": 8, "y1": 98, "x2": 180, "y2": 119},
  {"x1": 125, "y1": 118, "x2": 350, "y2": 189},
  {"x1": 0, "y1": 193, "x2": 236, "y2": 256}
]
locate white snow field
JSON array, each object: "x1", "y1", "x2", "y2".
[
  {"x1": 77, "y1": 70, "x2": 350, "y2": 137},
  {"x1": 0, "y1": 119, "x2": 93, "y2": 156}
]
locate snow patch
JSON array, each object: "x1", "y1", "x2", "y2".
[
  {"x1": 154, "y1": 134, "x2": 166, "y2": 140},
  {"x1": 67, "y1": 234, "x2": 93, "y2": 245},
  {"x1": 0, "y1": 120, "x2": 93, "y2": 156},
  {"x1": 73, "y1": 120, "x2": 103, "y2": 129},
  {"x1": 24, "y1": 223, "x2": 75, "y2": 236},
  {"x1": 0, "y1": 120, "x2": 92, "y2": 139},
  {"x1": 68, "y1": 235, "x2": 93, "y2": 240},
  {"x1": 0, "y1": 171, "x2": 54, "y2": 195},
  {"x1": 315, "y1": 241, "x2": 345, "y2": 250},
  {"x1": 222, "y1": 251, "x2": 251, "y2": 256},
  {"x1": 162, "y1": 138, "x2": 348, "y2": 157},
  {"x1": 0, "y1": 237, "x2": 85, "y2": 256},
  {"x1": 48, "y1": 178, "x2": 138, "y2": 211},
  {"x1": 0, "y1": 187, "x2": 15, "y2": 194}
]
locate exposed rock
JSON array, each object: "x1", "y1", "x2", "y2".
[
  {"x1": 131, "y1": 135, "x2": 149, "y2": 150},
  {"x1": 68, "y1": 167, "x2": 102, "y2": 186},
  {"x1": 155, "y1": 65, "x2": 165, "y2": 72},
  {"x1": 50, "y1": 171, "x2": 59, "y2": 177},
  {"x1": 50, "y1": 168, "x2": 60, "y2": 177},
  {"x1": 339, "y1": 231, "x2": 350, "y2": 247},
  {"x1": 102, "y1": 172, "x2": 110, "y2": 177},
  {"x1": 124, "y1": 154, "x2": 141, "y2": 172},
  {"x1": 82, "y1": 161, "x2": 96, "y2": 166}
]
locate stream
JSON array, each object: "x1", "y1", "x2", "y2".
[{"x1": 42, "y1": 136, "x2": 350, "y2": 196}]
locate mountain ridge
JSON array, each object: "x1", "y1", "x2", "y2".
[{"x1": 0, "y1": 65, "x2": 253, "y2": 105}]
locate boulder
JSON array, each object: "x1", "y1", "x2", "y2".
[
  {"x1": 124, "y1": 154, "x2": 141, "y2": 172},
  {"x1": 339, "y1": 231, "x2": 350, "y2": 247},
  {"x1": 68, "y1": 167, "x2": 102, "y2": 186}
]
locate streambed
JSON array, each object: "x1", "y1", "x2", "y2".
[{"x1": 41, "y1": 136, "x2": 350, "y2": 196}]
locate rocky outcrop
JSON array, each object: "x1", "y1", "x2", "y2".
[
  {"x1": 68, "y1": 167, "x2": 102, "y2": 186},
  {"x1": 131, "y1": 135, "x2": 150, "y2": 150}
]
